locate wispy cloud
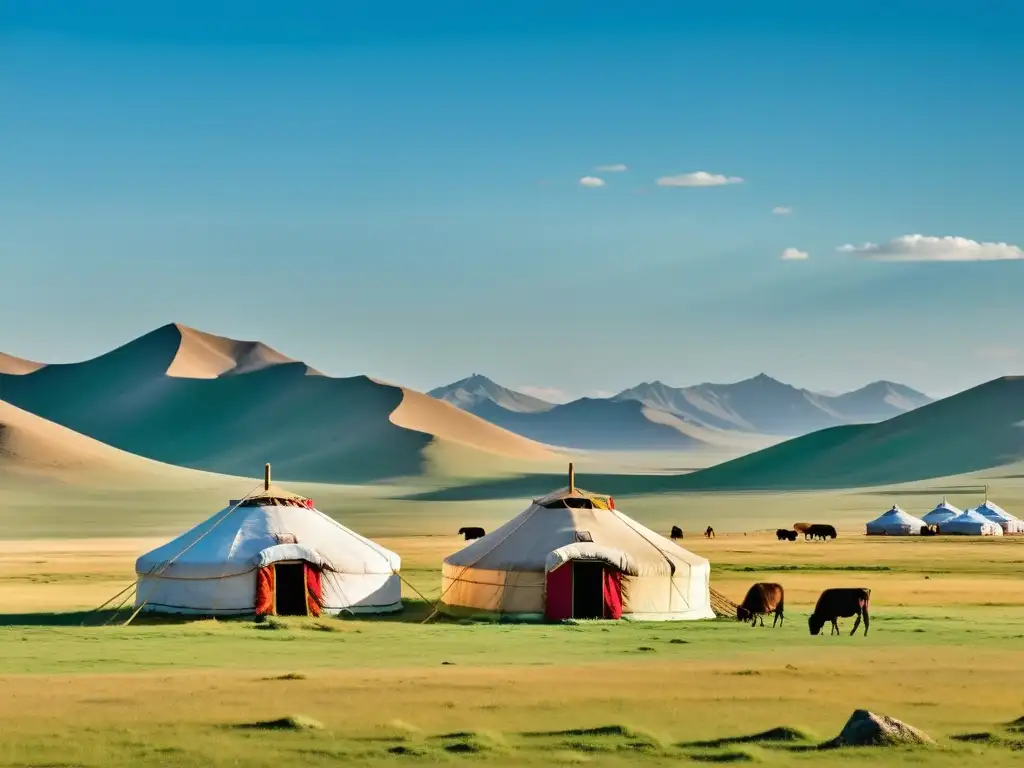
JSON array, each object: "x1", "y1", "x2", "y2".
[
  {"x1": 579, "y1": 176, "x2": 606, "y2": 188},
  {"x1": 839, "y1": 234, "x2": 1024, "y2": 262},
  {"x1": 594, "y1": 164, "x2": 628, "y2": 172},
  {"x1": 772, "y1": 206, "x2": 792, "y2": 215},
  {"x1": 656, "y1": 171, "x2": 744, "y2": 187},
  {"x1": 781, "y1": 247, "x2": 809, "y2": 261}
]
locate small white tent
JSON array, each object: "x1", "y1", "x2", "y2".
[
  {"x1": 865, "y1": 505, "x2": 927, "y2": 536},
  {"x1": 134, "y1": 465, "x2": 402, "y2": 616},
  {"x1": 922, "y1": 499, "x2": 961, "y2": 526},
  {"x1": 940, "y1": 509, "x2": 1003, "y2": 536},
  {"x1": 972, "y1": 500, "x2": 1024, "y2": 534},
  {"x1": 440, "y1": 465, "x2": 715, "y2": 622}
]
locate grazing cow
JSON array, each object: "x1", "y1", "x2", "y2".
[
  {"x1": 736, "y1": 583, "x2": 784, "y2": 628},
  {"x1": 793, "y1": 522, "x2": 812, "y2": 535},
  {"x1": 776, "y1": 528, "x2": 798, "y2": 541},
  {"x1": 705, "y1": 526, "x2": 715, "y2": 539},
  {"x1": 808, "y1": 588, "x2": 871, "y2": 636},
  {"x1": 920, "y1": 525, "x2": 939, "y2": 537},
  {"x1": 458, "y1": 526, "x2": 486, "y2": 541},
  {"x1": 806, "y1": 524, "x2": 837, "y2": 541},
  {"x1": 670, "y1": 525, "x2": 683, "y2": 540}
]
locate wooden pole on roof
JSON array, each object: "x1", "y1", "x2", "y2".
[
  {"x1": 569, "y1": 462, "x2": 575, "y2": 493},
  {"x1": 264, "y1": 463, "x2": 271, "y2": 491}
]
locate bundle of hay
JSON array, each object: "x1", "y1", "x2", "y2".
[{"x1": 824, "y1": 710, "x2": 933, "y2": 748}]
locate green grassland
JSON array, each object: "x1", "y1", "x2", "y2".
[{"x1": 2, "y1": 460, "x2": 1024, "y2": 766}]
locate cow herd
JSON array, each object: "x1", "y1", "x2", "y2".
[
  {"x1": 737, "y1": 582, "x2": 871, "y2": 636},
  {"x1": 778, "y1": 523, "x2": 837, "y2": 541}
]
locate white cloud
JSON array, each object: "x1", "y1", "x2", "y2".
[
  {"x1": 579, "y1": 176, "x2": 606, "y2": 188},
  {"x1": 781, "y1": 247, "x2": 809, "y2": 261},
  {"x1": 656, "y1": 171, "x2": 744, "y2": 187},
  {"x1": 839, "y1": 234, "x2": 1024, "y2": 262},
  {"x1": 772, "y1": 206, "x2": 792, "y2": 215},
  {"x1": 594, "y1": 164, "x2": 628, "y2": 172}
]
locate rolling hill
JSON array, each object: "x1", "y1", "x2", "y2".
[
  {"x1": 0, "y1": 323, "x2": 558, "y2": 483},
  {"x1": 427, "y1": 373, "x2": 932, "y2": 450},
  {"x1": 670, "y1": 376, "x2": 1024, "y2": 490}
]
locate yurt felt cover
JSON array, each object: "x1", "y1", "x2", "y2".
[{"x1": 443, "y1": 483, "x2": 714, "y2": 621}]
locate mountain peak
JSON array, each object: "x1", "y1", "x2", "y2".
[{"x1": 429, "y1": 375, "x2": 555, "y2": 413}]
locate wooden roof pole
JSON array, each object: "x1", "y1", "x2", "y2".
[
  {"x1": 264, "y1": 463, "x2": 271, "y2": 491},
  {"x1": 569, "y1": 462, "x2": 575, "y2": 494}
]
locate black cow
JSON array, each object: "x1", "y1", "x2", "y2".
[
  {"x1": 920, "y1": 525, "x2": 939, "y2": 537},
  {"x1": 776, "y1": 528, "x2": 798, "y2": 541},
  {"x1": 458, "y1": 526, "x2": 485, "y2": 541},
  {"x1": 705, "y1": 526, "x2": 715, "y2": 539},
  {"x1": 808, "y1": 588, "x2": 871, "y2": 636},
  {"x1": 670, "y1": 526, "x2": 684, "y2": 540},
  {"x1": 806, "y1": 524, "x2": 837, "y2": 541},
  {"x1": 736, "y1": 583, "x2": 784, "y2": 627}
]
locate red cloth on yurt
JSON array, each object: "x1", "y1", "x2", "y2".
[
  {"x1": 255, "y1": 565, "x2": 275, "y2": 616},
  {"x1": 602, "y1": 568, "x2": 623, "y2": 619},
  {"x1": 544, "y1": 563, "x2": 574, "y2": 621},
  {"x1": 304, "y1": 564, "x2": 323, "y2": 617}
]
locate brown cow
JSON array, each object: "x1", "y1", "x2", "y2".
[
  {"x1": 808, "y1": 588, "x2": 871, "y2": 636},
  {"x1": 735, "y1": 583, "x2": 784, "y2": 628}
]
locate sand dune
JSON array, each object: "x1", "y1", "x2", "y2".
[
  {"x1": 0, "y1": 398, "x2": 221, "y2": 485},
  {"x1": 387, "y1": 385, "x2": 556, "y2": 461},
  {"x1": 0, "y1": 352, "x2": 45, "y2": 375},
  {"x1": 0, "y1": 324, "x2": 558, "y2": 483},
  {"x1": 166, "y1": 323, "x2": 323, "y2": 378}
]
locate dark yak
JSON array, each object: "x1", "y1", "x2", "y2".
[
  {"x1": 705, "y1": 526, "x2": 715, "y2": 538},
  {"x1": 808, "y1": 588, "x2": 871, "y2": 636},
  {"x1": 670, "y1": 526, "x2": 683, "y2": 540},
  {"x1": 806, "y1": 524, "x2": 837, "y2": 541},
  {"x1": 776, "y1": 528, "x2": 798, "y2": 541},
  {"x1": 458, "y1": 526, "x2": 486, "y2": 541},
  {"x1": 736, "y1": 583, "x2": 784, "y2": 627}
]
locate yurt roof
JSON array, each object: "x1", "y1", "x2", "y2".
[
  {"x1": 974, "y1": 500, "x2": 1018, "y2": 521},
  {"x1": 927, "y1": 500, "x2": 961, "y2": 514},
  {"x1": 867, "y1": 506, "x2": 926, "y2": 528},
  {"x1": 445, "y1": 464, "x2": 706, "y2": 577},
  {"x1": 136, "y1": 465, "x2": 399, "y2": 579},
  {"x1": 947, "y1": 509, "x2": 995, "y2": 525}
]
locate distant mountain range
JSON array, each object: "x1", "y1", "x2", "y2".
[
  {"x1": 429, "y1": 374, "x2": 932, "y2": 450},
  {"x1": 672, "y1": 375, "x2": 1024, "y2": 490}
]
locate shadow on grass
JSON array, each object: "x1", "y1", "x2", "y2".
[{"x1": 0, "y1": 599, "x2": 447, "y2": 627}]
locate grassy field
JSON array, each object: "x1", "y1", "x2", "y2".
[{"x1": 1, "y1": 516, "x2": 1023, "y2": 766}]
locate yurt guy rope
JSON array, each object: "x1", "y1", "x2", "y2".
[
  {"x1": 83, "y1": 482, "x2": 264, "y2": 627},
  {"x1": 421, "y1": 503, "x2": 544, "y2": 623}
]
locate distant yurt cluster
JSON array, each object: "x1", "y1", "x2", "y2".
[
  {"x1": 130, "y1": 463, "x2": 718, "y2": 623},
  {"x1": 865, "y1": 496, "x2": 1023, "y2": 537}
]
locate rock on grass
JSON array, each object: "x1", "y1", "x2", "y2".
[{"x1": 823, "y1": 710, "x2": 933, "y2": 748}]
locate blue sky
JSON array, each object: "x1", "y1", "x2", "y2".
[{"x1": 2, "y1": 1, "x2": 1023, "y2": 399}]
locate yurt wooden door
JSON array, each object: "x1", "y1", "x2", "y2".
[{"x1": 545, "y1": 561, "x2": 623, "y2": 621}]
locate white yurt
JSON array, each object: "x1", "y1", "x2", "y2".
[
  {"x1": 865, "y1": 505, "x2": 928, "y2": 536},
  {"x1": 922, "y1": 499, "x2": 961, "y2": 527},
  {"x1": 134, "y1": 465, "x2": 402, "y2": 616},
  {"x1": 940, "y1": 508, "x2": 1004, "y2": 536},
  {"x1": 972, "y1": 500, "x2": 1024, "y2": 534},
  {"x1": 439, "y1": 465, "x2": 715, "y2": 622}
]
